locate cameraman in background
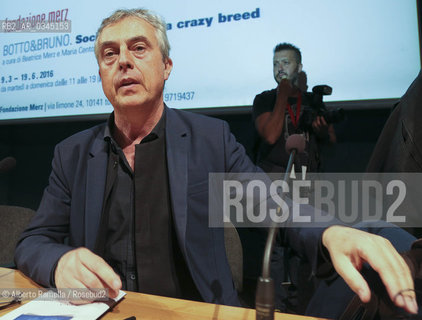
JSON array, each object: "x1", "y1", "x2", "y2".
[
  {"x1": 252, "y1": 42, "x2": 336, "y2": 174},
  {"x1": 251, "y1": 43, "x2": 337, "y2": 313}
]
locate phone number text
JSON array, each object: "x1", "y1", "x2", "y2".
[{"x1": 164, "y1": 91, "x2": 195, "y2": 102}]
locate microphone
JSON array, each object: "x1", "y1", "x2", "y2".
[
  {"x1": 0, "y1": 156, "x2": 16, "y2": 174},
  {"x1": 255, "y1": 134, "x2": 306, "y2": 320},
  {"x1": 285, "y1": 134, "x2": 306, "y2": 156}
]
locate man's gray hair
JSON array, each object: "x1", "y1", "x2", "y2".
[{"x1": 94, "y1": 8, "x2": 170, "y2": 61}]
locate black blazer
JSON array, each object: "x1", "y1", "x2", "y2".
[
  {"x1": 367, "y1": 70, "x2": 422, "y2": 172},
  {"x1": 15, "y1": 107, "x2": 328, "y2": 306}
]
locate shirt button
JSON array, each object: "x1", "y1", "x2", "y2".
[{"x1": 129, "y1": 274, "x2": 136, "y2": 280}]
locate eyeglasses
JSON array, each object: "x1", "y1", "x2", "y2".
[{"x1": 0, "y1": 293, "x2": 22, "y2": 310}]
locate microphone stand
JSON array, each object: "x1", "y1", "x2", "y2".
[{"x1": 255, "y1": 147, "x2": 298, "y2": 320}]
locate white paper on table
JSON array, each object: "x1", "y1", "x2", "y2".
[{"x1": 0, "y1": 290, "x2": 126, "y2": 320}]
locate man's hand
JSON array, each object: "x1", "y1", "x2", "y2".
[
  {"x1": 311, "y1": 116, "x2": 329, "y2": 136},
  {"x1": 322, "y1": 226, "x2": 418, "y2": 314},
  {"x1": 276, "y1": 77, "x2": 296, "y2": 99},
  {"x1": 55, "y1": 247, "x2": 122, "y2": 305}
]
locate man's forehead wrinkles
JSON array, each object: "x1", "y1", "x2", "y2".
[
  {"x1": 99, "y1": 20, "x2": 156, "y2": 48},
  {"x1": 273, "y1": 58, "x2": 290, "y2": 63}
]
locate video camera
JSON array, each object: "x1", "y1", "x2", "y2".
[{"x1": 300, "y1": 85, "x2": 345, "y2": 130}]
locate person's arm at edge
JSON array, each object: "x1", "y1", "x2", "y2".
[
  {"x1": 255, "y1": 79, "x2": 293, "y2": 145},
  {"x1": 322, "y1": 225, "x2": 418, "y2": 314}
]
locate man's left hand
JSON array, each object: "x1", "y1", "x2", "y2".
[
  {"x1": 322, "y1": 225, "x2": 418, "y2": 314},
  {"x1": 311, "y1": 116, "x2": 329, "y2": 136}
]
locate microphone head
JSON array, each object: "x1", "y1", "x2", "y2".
[
  {"x1": 0, "y1": 156, "x2": 16, "y2": 173},
  {"x1": 285, "y1": 134, "x2": 306, "y2": 154}
]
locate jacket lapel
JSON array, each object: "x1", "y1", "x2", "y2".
[
  {"x1": 165, "y1": 108, "x2": 189, "y2": 252},
  {"x1": 85, "y1": 129, "x2": 108, "y2": 250},
  {"x1": 82, "y1": 110, "x2": 190, "y2": 252}
]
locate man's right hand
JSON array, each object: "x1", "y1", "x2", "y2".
[
  {"x1": 276, "y1": 78, "x2": 297, "y2": 99},
  {"x1": 54, "y1": 247, "x2": 122, "y2": 304}
]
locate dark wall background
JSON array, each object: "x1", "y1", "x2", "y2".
[{"x1": 0, "y1": 105, "x2": 392, "y2": 210}]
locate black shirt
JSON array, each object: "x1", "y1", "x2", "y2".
[
  {"x1": 252, "y1": 89, "x2": 320, "y2": 173},
  {"x1": 95, "y1": 111, "x2": 201, "y2": 300}
]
